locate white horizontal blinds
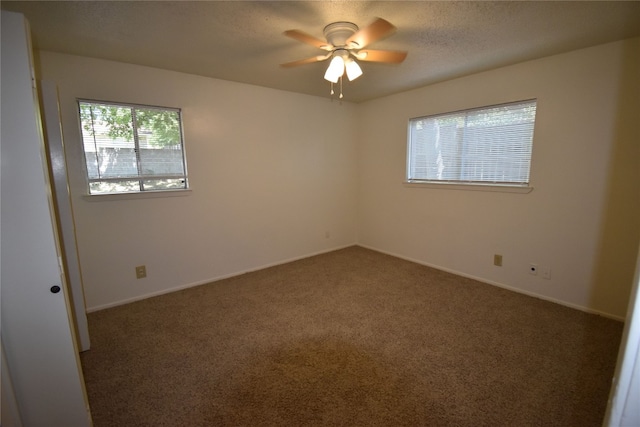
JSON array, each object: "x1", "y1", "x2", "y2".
[
  {"x1": 409, "y1": 100, "x2": 536, "y2": 185},
  {"x1": 409, "y1": 115, "x2": 464, "y2": 182},
  {"x1": 79, "y1": 100, "x2": 188, "y2": 194}
]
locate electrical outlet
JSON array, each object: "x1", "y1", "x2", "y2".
[
  {"x1": 494, "y1": 254, "x2": 503, "y2": 266},
  {"x1": 135, "y1": 265, "x2": 147, "y2": 279},
  {"x1": 542, "y1": 266, "x2": 551, "y2": 280},
  {"x1": 529, "y1": 263, "x2": 538, "y2": 275},
  {"x1": 325, "y1": 231, "x2": 330, "y2": 239}
]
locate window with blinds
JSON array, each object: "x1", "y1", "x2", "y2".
[
  {"x1": 407, "y1": 100, "x2": 537, "y2": 187},
  {"x1": 78, "y1": 100, "x2": 188, "y2": 195}
]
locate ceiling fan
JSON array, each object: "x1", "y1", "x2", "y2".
[{"x1": 281, "y1": 18, "x2": 408, "y2": 99}]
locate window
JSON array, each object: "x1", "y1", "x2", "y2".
[
  {"x1": 78, "y1": 100, "x2": 188, "y2": 195},
  {"x1": 407, "y1": 99, "x2": 537, "y2": 187}
]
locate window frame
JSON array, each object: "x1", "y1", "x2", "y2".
[
  {"x1": 77, "y1": 99, "x2": 189, "y2": 197},
  {"x1": 405, "y1": 99, "x2": 537, "y2": 192}
]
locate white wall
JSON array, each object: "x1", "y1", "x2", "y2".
[
  {"x1": 38, "y1": 38, "x2": 639, "y2": 319},
  {"x1": 38, "y1": 52, "x2": 358, "y2": 311},
  {"x1": 357, "y1": 38, "x2": 640, "y2": 319}
]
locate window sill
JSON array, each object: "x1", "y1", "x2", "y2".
[
  {"x1": 403, "y1": 181, "x2": 533, "y2": 193},
  {"x1": 82, "y1": 189, "x2": 192, "y2": 202}
]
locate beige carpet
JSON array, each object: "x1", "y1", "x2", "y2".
[{"x1": 80, "y1": 246, "x2": 623, "y2": 426}]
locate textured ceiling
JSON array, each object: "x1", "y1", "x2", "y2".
[{"x1": 3, "y1": 1, "x2": 640, "y2": 103}]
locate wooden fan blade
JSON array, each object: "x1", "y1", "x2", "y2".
[
  {"x1": 357, "y1": 49, "x2": 407, "y2": 63},
  {"x1": 280, "y1": 54, "x2": 331, "y2": 68},
  {"x1": 284, "y1": 30, "x2": 332, "y2": 50},
  {"x1": 346, "y1": 18, "x2": 396, "y2": 49}
]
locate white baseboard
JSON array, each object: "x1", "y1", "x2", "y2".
[
  {"x1": 357, "y1": 244, "x2": 625, "y2": 322},
  {"x1": 88, "y1": 242, "x2": 624, "y2": 322},
  {"x1": 86, "y1": 243, "x2": 356, "y2": 313}
]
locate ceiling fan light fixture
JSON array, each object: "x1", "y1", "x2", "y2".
[
  {"x1": 324, "y1": 55, "x2": 345, "y2": 83},
  {"x1": 282, "y1": 18, "x2": 407, "y2": 100},
  {"x1": 345, "y1": 58, "x2": 363, "y2": 81}
]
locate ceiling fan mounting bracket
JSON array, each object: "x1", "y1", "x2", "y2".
[{"x1": 323, "y1": 22, "x2": 359, "y2": 48}]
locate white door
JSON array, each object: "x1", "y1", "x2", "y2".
[
  {"x1": 604, "y1": 246, "x2": 640, "y2": 426},
  {"x1": 1, "y1": 11, "x2": 92, "y2": 426},
  {"x1": 40, "y1": 80, "x2": 91, "y2": 352}
]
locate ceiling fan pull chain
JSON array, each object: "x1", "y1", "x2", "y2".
[
  {"x1": 339, "y1": 75, "x2": 344, "y2": 99},
  {"x1": 330, "y1": 81, "x2": 335, "y2": 96}
]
